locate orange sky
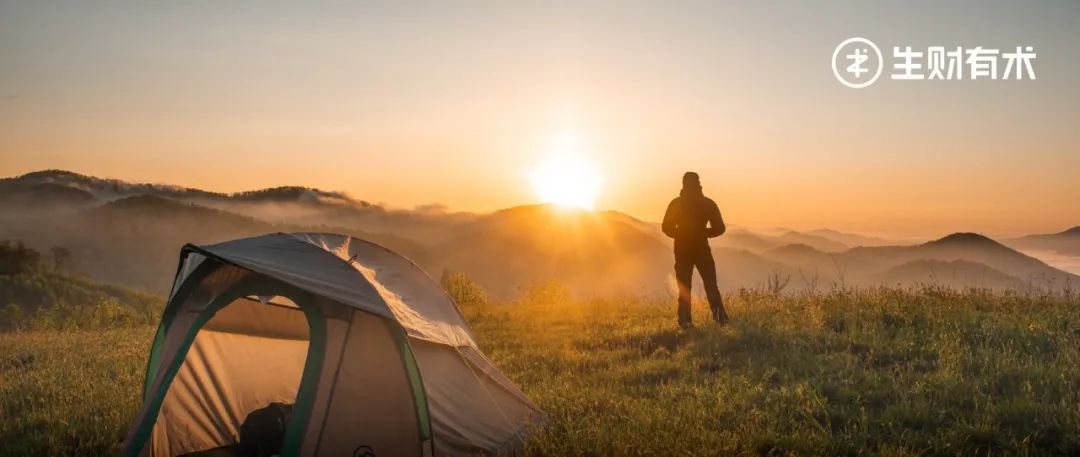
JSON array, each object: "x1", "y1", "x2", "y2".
[{"x1": 2, "y1": 2, "x2": 1078, "y2": 239}]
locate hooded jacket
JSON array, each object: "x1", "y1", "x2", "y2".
[{"x1": 661, "y1": 185, "x2": 725, "y2": 253}]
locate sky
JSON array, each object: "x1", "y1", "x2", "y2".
[{"x1": 1, "y1": 0, "x2": 1078, "y2": 238}]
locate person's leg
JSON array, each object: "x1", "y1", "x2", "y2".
[
  {"x1": 696, "y1": 248, "x2": 729, "y2": 324},
  {"x1": 674, "y1": 252, "x2": 694, "y2": 328}
]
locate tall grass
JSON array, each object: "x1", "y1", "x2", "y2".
[
  {"x1": 1, "y1": 283, "x2": 1078, "y2": 456},
  {"x1": 462, "y1": 284, "x2": 1080, "y2": 456},
  {"x1": 0, "y1": 327, "x2": 152, "y2": 456}
]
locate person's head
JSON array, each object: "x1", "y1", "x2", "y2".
[
  {"x1": 682, "y1": 171, "x2": 700, "y2": 188},
  {"x1": 680, "y1": 171, "x2": 703, "y2": 196}
]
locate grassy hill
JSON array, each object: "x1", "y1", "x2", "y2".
[
  {"x1": 0, "y1": 269, "x2": 159, "y2": 315},
  {"x1": 486, "y1": 287, "x2": 1080, "y2": 455},
  {"x1": 0, "y1": 241, "x2": 161, "y2": 330},
  {"x1": 2, "y1": 285, "x2": 1079, "y2": 455}
]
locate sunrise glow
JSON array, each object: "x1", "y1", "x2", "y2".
[{"x1": 528, "y1": 152, "x2": 603, "y2": 210}]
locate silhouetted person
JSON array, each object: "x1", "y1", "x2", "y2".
[{"x1": 662, "y1": 172, "x2": 729, "y2": 328}]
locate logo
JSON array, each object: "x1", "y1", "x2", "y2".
[
  {"x1": 832, "y1": 37, "x2": 1037, "y2": 89},
  {"x1": 832, "y1": 37, "x2": 883, "y2": 89},
  {"x1": 353, "y1": 445, "x2": 375, "y2": 457}
]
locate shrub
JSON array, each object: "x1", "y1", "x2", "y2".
[{"x1": 440, "y1": 271, "x2": 489, "y2": 309}]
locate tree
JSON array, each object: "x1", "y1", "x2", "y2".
[
  {"x1": 51, "y1": 246, "x2": 72, "y2": 271},
  {"x1": 0, "y1": 240, "x2": 41, "y2": 275}
]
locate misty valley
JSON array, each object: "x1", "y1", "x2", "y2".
[
  {"x1": 2, "y1": 169, "x2": 1078, "y2": 301},
  {"x1": 2, "y1": 170, "x2": 1080, "y2": 456}
]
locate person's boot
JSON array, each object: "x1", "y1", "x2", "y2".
[
  {"x1": 678, "y1": 311, "x2": 693, "y2": 330},
  {"x1": 705, "y1": 287, "x2": 728, "y2": 325},
  {"x1": 712, "y1": 309, "x2": 729, "y2": 325},
  {"x1": 678, "y1": 298, "x2": 692, "y2": 329},
  {"x1": 711, "y1": 300, "x2": 730, "y2": 325}
]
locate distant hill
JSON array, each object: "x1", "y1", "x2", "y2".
[
  {"x1": 1, "y1": 169, "x2": 477, "y2": 246},
  {"x1": 1, "y1": 195, "x2": 288, "y2": 291},
  {"x1": 600, "y1": 210, "x2": 667, "y2": 241},
  {"x1": 0, "y1": 194, "x2": 428, "y2": 293},
  {"x1": 877, "y1": 259, "x2": 1025, "y2": 289},
  {"x1": 805, "y1": 228, "x2": 896, "y2": 247},
  {"x1": 0, "y1": 267, "x2": 159, "y2": 314},
  {"x1": 1006, "y1": 226, "x2": 1080, "y2": 256},
  {"x1": 1, "y1": 169, "x2": 1075, "y2": 296},
  {"x1": 713, "y1": 230, "x2": 782, "y2": 253},
  {"x1": 5, "y1": 169, "x2": 374, "y2": 209},
  {"x1": 761, "y1": 244, "x2": 834, "y2": 270},
  {"x1": 232, "y1": 186, "x2": 362, "y2": 206},
  {"x1": 430, "y1": 204, "x2": 808, "y2": 297},
  {"x1": 919, "y1": 233, "x2": 1058, "y2": 279},
  {"x1": 9, "y1": 169, "x2": 224, "y2": 201},
  {"x1": 773, "y1": 231, "x2": 849, "y2": 253},
  {"x1": 710, "y1": 247, "x2": 794, "y2": 290},
  {"x1": 838, "y1": 233, "x2": 1078, "y2": 287},
  {"x1": 714, "y1": 229, "x2": 852, "y2": 253},
  {"x1": 0, "y1": 242, "x2": 162, "y2": 329},
  {"x1": 0, "y1": 180, "x2": 97, "y2": 211},
  {"x1": 431, "y1": 204, "x2": 672, "y2": 297}
]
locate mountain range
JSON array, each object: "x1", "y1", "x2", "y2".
[
  {"x1": 1005, "y1": 226, "x2": 1080, "y2": 256},
  {"x1": 1, "y1": 169, "x2": 1077, "y2": 298}
]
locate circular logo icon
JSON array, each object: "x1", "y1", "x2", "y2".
[{"x1": 832, "y1": 37, "x2": 883, "y2": 89}]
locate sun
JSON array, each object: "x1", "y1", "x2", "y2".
[{"x1": 528, "y1": 152, "x2": 602, "y2": 210}]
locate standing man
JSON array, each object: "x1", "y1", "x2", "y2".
[{"x1": 661, "y1": 172, "x2": 730, "y2": 328}]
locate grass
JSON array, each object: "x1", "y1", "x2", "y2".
[
  {"x1": 2, "y1": 286, "x2": 1079, "y2": 456},
  {"x1": 0, "y1": 327, "x2": 152, "y2": 456},
  {"x1": 465, "y1": 286, "x2": 1080, "y2": 456}
]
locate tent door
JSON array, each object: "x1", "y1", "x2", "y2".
[{"x1": 129, "y1": 283, "x2": 326, "y2": 457}]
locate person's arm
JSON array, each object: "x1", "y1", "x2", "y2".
[
  {"x1": 661, "y1": 199, "x2": 677, "y2": 238},
  {"x1": 705, "y1": 201, "x2": 726, "y2": 237}
]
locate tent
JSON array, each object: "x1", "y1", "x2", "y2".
[{"x1": 122, "y1": 232, "x2": 541, "y2": 457}]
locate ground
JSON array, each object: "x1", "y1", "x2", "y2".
[{"x1": 2, "y1": 286, "x2": 1079, "y2": 456}]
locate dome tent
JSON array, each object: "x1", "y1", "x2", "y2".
[{"x1": 122, "y1": 233, "x2": 540, "y2": 457}]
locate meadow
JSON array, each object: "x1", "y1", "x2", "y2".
[{"x1": 2, "y1": 283, "x2": 1080, "y2": 456}]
